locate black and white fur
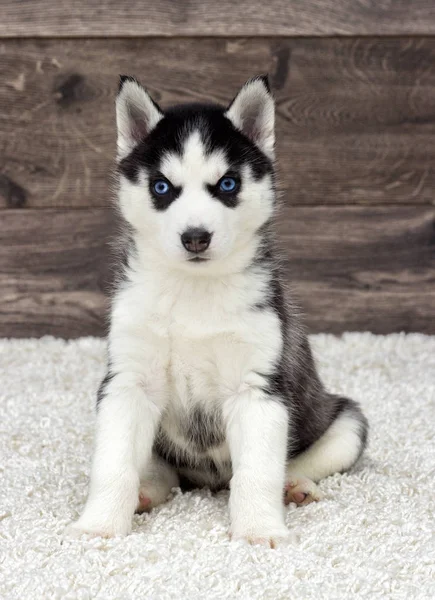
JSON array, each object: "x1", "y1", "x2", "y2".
[{"x1": 69, "y1": 75, "x2": 368, "y2": 547}]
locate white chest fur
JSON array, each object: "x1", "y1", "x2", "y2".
[{"x1": 109, "y1": 261, "x2": 282, "y2": 459}]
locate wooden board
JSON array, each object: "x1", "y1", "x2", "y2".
[
  {"x1": 277, "y1": 206, "x2": 435, "y2": 333},
  {"x1": 1, "y1": 207, "x2": 434, "y2": 337},
  {"x1": 2, "y1": 38, "x2": 435, "y2": 209},
  {"x1": 0, "y1": 209, "x2": 112, "y2": 338},
  {"x1": 2, "y1": 0, "x2": 435, "y2": 37}
]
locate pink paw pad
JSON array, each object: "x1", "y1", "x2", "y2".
[
  {"x1": 284, "y1": 476, "x2": 322, "y2": 506},
  {"x1": 289, "y1": 490, "x2": 308, "y2": 504},
  {"x1": 137, "y1": 492, "x2": 152, "y2": 513}
]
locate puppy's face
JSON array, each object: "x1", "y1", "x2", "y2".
[{"x1": 116, "y1": 76, "x2": 276, "y2": 273}]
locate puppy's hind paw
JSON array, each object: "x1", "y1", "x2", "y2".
[
  {"x1": 230, "y1": 524, "x2": 289, "y2": 549},
  {"x1": 284, "y1": 474, "x2": 322, "y2": 506}
]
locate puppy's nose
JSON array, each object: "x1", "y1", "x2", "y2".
[{"x1": 181, "y1": 228, "x2": 212, "y2": 254}]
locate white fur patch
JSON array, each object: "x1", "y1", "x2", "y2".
[{"x1": 160, "y1": 131, "x2": 228, "y2": 186}]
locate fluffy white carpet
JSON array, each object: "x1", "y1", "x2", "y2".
[{"x1": 1, "y1": 333, "x2": 434, "y2": 599}]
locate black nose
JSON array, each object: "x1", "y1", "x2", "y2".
[{"x1": 181, "y1": 228, "x2": 212, "y2": 254}]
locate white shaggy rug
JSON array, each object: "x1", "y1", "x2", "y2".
[{"x1": 1, "y1": 333, "x2": 434, "y2": 599}]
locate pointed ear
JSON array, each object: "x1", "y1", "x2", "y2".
[
  {"x1": 225, "y1": 76, "x2": 275, "y2": 159},
  {"x1": 116, "y1": 75, "x2": 163, "y2": 158}
]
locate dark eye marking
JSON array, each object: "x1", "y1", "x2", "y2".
[
  {"x1": 207, "y1": 172, "x2": 241, "y2": 209},
  {"x1": 149, "y1": 174, "x2": 181, "y2": 211}
]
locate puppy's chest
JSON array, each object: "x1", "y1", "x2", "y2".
[
  {"x1": 159, "y1": 332, "x2": 238, "y2": 455},
  {"x1": 147, "y1": 275, "x2": 282, "y2": 456},
  {"x1": 158, "y1": 305, "x2": 259, "y2": 459},
  {"x1": 162, "y1": 285, "x2": 263, "y2": 402}
]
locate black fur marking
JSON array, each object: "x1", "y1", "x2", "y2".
[
  {"x1": 118, "y1": 74, "x2": 137, "y2": 92},
  {"x1": 257, "y1": 74, "x2": 271, "y2": 94},
  {"x1": 96, "y1": 371, "x2": 115, "y2": 410},
  {"x1": 177, "y1": 467, "x2": 231, "y2": 493},
  {"x1": 118, "y1": 103, "x2": 273, "y2": 189},
  {"x1": 182, "y1": 406, "x2": 225, "y2": 453},
  {"x1": 148, "y1": 174, "x2": 182, "y2": 211},
  {"x1": 153, "y1": 431, "x2": 229, "y2": 491},
  {"x1": 206, "y1": 172, "x2": 241, "y2": 209},
  {"x1": 118, "y1": 155, "x2": 140, "y2": 183}
]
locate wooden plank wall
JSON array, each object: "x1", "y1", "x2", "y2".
[{"x1": 1, "y1": 3, "x2": 434, "y2": 337}]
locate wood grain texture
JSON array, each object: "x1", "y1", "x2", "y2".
[
  {"x1": 277, "y1": 206, "x2": 435, "y2": 333},
  {"x1": 1, "y1": 207, "x2": 434, "y2": 337},
  {"x1": 0, "y1": 209, "x2": 112, "y2": 338},
  {"x1": 2, "y1": 37, "x2": 435, "y2": 208},
  {"x1": 1, "y1": 0, "x2": 435, "y2": 37}
]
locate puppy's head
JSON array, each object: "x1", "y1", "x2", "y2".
[{"x1": 116, "y1": 76, "x2": 276, "y2": 273}]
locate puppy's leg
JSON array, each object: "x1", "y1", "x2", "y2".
[
  {"x1": 136, "y1": 453, "x2": 179, "y2": 513},
  {"x1": 68, "y1": 373, "x2": 163, "y2": 538},
  {"x1": 224, "y1": 389, "x2": 289, "y2": 548}
]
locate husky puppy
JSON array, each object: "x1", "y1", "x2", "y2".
[{"x1": 69, "y1": 75, "x2": 368, "y2": 547}]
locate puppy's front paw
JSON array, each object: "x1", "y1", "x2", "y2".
[
  {"x1": 230, "y1": 523, "x2": 289, "y2": 549},
  {"x1": 65, "y1": 514, "x2": 132, "y2": 540}
]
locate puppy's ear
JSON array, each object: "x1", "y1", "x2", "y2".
[
  {"x1": 116, "y1": 76, "x2": 163, "y2": 158},
  {"x1": 225, "y1": 75, "x2": 275, "y2": 159}
]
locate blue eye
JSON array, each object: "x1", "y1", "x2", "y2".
[
  {"x1": 219, "y1": 177, "x2": 237, "y2": 193},
  {"x1": 153, "y1": 180, "x2": 170, "y2": 195}
]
